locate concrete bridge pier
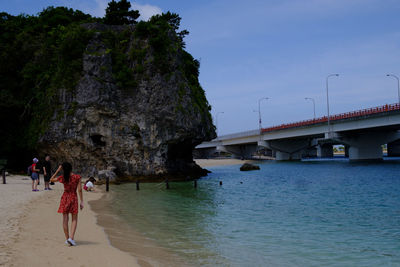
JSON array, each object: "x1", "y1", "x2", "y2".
[
  {"x1": 217, "y1": 144, "x2": 257, "y2": 159},
  {"x1": 387, "y1": 139, "x2": 400, "y2": 156},
  {"x1": 339, "y1": 131, "x2": 400, "y2": 161},
  {"x1": 348, "y1": 144, "x2": 382, "y2": 161},
  {"x1": 258, "y1": 139, "x2": 312, "y2": 161},
  {"x1": 275, "y1": 151, "x2": 302, "y2": 160},
  {"x1": 302, "y1": 147, "x2": 318, "y2": 158},
  {"x1": 193, "y1": 147, "x2": 216, "y2": 159},
  {"x1": 317, "y1": 144, "x2": 333, "y2": 158}
]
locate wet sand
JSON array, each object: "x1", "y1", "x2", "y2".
[{"x1": 90, "y1": 192, "x2": 190, "y2": 266}]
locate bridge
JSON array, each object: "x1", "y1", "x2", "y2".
[{"x1": 195, "y1": 103, "x2": 400, "y2": 161}]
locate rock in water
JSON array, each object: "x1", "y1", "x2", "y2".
[
  {"x1": 240, "y1": 163, "x2": 260, "y2": 171},
  {"x1": 38, "y1": 23, "x2": 215, "y2": 181}
]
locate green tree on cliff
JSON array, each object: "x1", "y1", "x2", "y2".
[{"x1": 104, "y1": 0, "x2": 140, "y2": 25}]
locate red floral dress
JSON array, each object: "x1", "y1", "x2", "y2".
[{"x1": 57, "y1": 174, "x2": 81, "y2": 214}]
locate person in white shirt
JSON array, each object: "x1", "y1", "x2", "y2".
[{"x1": 84, "y1": 177, "x2": 96, "y2": 191}]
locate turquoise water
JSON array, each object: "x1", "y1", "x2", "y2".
[{"x1": 109, "y1": 160, "x2": 400, "y2": 266}]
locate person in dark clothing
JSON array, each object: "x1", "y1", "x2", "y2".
[
  {"x1": 42, "y1": 155, "x2": 52, "y2": 190},
  {"x1": 36, "y1": 161, "x2": 41, "y2": 186}
]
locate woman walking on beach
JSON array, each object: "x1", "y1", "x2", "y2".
[{"x1": 50, "y1": 162, "x2": 83, "y2": 246}]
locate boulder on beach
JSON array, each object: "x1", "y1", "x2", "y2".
[{"x1": 240, "y1": 163, "x2": 260, "y2": 171}]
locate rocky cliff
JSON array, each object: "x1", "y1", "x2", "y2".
[{"x1": 38, "y1": 22, "x2": 216, "y2": 181}]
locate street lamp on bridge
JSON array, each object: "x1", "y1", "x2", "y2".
[
  {"x1": 215, "y1": 111, "x2": 224, "y2": 137},
  {"x1": 326, "y1": 74, "x2": 339, "y2": 137},
  {"x1": 304, "y1": 97, "x2": 316, "y2": 119},
  {"x1": 258, "y1": 97, "x2": 270, "y2": 133},
  {"x1": 386, "y1": 74, "x2": 400, "y2": 104}
]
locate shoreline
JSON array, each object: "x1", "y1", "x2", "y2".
[
  {"x1": 88, "y1": 158, "x2": 267, "y2": 267},
  {"x1": 2, "y1": 175, "x2": 139, "y2": 267},
  {"x1": 90, "y1": 191, "x2": 191, "y2": 266},
  {"x1": 195, "y1": 158, "x2": 267, "y2": 168},
  {"x1": 2, "y1": 159, "x2": 260, "y2": 266}
]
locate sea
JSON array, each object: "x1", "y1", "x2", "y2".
[{"x1": 93, "y1": 158, "x2": 400, "y2": 266}]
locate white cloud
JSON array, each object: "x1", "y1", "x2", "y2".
[{"x1": 132, "y1": 3, "x2": 162, "y2": 21}]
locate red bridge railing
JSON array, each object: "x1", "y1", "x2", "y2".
[{"x1": 261, "y1": 103, "x2": 400, "y2": 133}]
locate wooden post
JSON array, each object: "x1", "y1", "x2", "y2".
[
  {"x1": 136, "y1": 181, "x2": 140, "y2": 190},
  {"x1": 165, "y1": 179, "x2": 169, "y2": 189},
  {"x1": 194, "y1": 179, "x2": 197, "y2": 188},
  {"x1": 219, "y1": 181, "x2": 222, "y2": 186},
  {"x1": 106, "y1": 177, "x2": 109, "y2": 192},
  {"x1": 2, "y1": 170, "x2": 5, "y2": 184}
]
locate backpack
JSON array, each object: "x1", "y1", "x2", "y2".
[{"x1": 27, "y1": 165, "x2": 32, "y2": 176}]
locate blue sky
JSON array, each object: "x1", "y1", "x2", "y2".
[{"x1": 3, "y1": 0, "x2": 400, "y2": 134}]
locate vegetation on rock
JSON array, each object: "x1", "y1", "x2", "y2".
[{"x1": 0, "y1": 7, "x2": 96, "y2": 168}]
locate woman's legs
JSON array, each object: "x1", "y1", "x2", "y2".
[
  {"x1": 70, "y1": 213, "x2": 78, "y2": 240},
  {"x1": 32, "y1": 179, "x2": 38, "y2": 190},
  {"x1": 63, "y1": 213, "x2": 69, "y2": 239}
]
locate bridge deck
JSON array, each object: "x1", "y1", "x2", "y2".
[{"x1": 261, "y1": 103, "x2": 400, "y2": 133}]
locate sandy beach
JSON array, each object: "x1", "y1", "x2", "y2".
[
  {"x1": 0, "y1": 175, "x2": 139, "y2": 267},
  {"x1": 0, "y1": 175, "x2": 44, "y2": 265}
]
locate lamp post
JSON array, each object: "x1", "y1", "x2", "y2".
[
  {"x1": 215, "y1": 111, "x2": 224, "y2": 137},
  {"x1": 258, "y1": 97, "x2": 270, "y2": 133},
  {"x1": 326, "y1": 74, "x2": 339, "y2": 137},
  {"x1": 305, "y1": 97, "x2": 316, "y2": 119},
  {"x1": 253, "y1": 109, "x2": 258, "y2": 124},
  {"x1": 386, "y1": 74, "x2": 400, "y2": 104}
]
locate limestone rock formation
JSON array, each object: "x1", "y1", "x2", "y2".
[{"x1": 39, "y1": 23, "x2": 215, "y2": 181}]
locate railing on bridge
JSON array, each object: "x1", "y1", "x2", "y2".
[
  {"x1": 261, "y1": 103, "x2": 400, "y2": 133},
  {"x1": 216, "y1": 129, "x2": 260, "y2": 141}
]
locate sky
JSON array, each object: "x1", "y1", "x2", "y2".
[{"x1": 2, "y1": 0, "x2": 400, "y2": 135}]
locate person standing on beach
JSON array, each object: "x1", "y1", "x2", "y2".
[
  {"x1": 31, "y1": 158, "x2": 40, "y2": 191},
  {"x1": 36, "y1": 160, "x2": 41, "y2": 186},
  {"x1": 42, "y1": 155, "x2": 52, "y2": 190},
  {"x1": 50, "y1": 162, "x2": 84, "y2": 246}
]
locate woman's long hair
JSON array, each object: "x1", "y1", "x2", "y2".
[{"x1": 62, "y1": 162, "x2": 72, "y2": 183}]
